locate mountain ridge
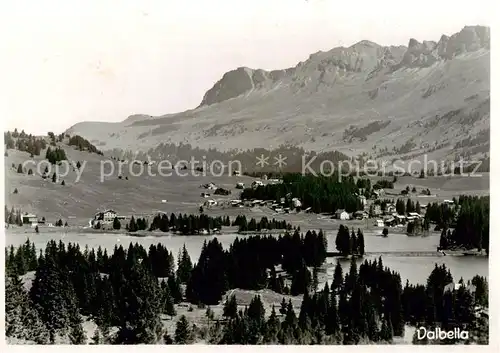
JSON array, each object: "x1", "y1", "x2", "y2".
[{"x1": 66, "y1": 25, "x2": 490, "y2": 162}]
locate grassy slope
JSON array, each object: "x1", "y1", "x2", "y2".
[
  {"x1": 5, "y1": 145, "x2": 252, "y2": 225},
  {"x1": 5, "y1": 144, "x2": 488, "y2": 227}
]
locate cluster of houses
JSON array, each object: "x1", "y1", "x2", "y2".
[
  {"x1": 252, "y1": 180, "x2": 264, "y2": 188},
  {"x1": 201, "y1": 182, "x2": 218, "y2": 191},
  {"x1": 333, "y1": 193, "x2": 427, "y2": 227},
  {"x1": 228, "y1": 196, "x2": 303, "y2": 214},
  {"x1": 358, "y1": 188, "x2": 385, "y2": 200},
  {"x1": 19, "y1": 213, "x2": 54, "y2": 228},
  {"x1": 200, "y1": 182, "x2": 224, "y2": 208},
  {"x1": 377, "y1": 212, "x2": 423, "y2": 227}
]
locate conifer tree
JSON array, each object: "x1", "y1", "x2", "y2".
[
  {"x1": 344, "y1": 256, "x2": 358, "y2": 294},
  {"x1": 176, "y1": 244, "x2": 193, "y2": 283},
  {"x1": 298, "y1": 291, "x2": 311, "y2": 329},
  {"x1": 357, "y1": 229, "x2": 365, "y2": 256},
  {"x1": 350, "y1": 228, "x2": 357, "y2": 255},
  {"x1": 312, "y1": 266, "x2": 319, "y2": 293},
  {"x1": 30, "y1": 254, "x2": 75, "y2": 339},
  {"x1": 69, "y1": 315, "x2": 86, "y2": 344},
  {"x1": 128, "y1": 216, "x2": 137, "y2": 232},
  {"x1": 290, "y1": 260, "x2": 311, "y2": 295},
  {"x1": 279, "y1": 297, "x2": 287, "y2": 315},
  {"x1": 174, "y1": 315, "x2": 193, "y2": 344},
  {"x1": 406, "y1": 199, "x2": 415, "y2": 213},
  {"x1": 471, "y1": 275, "x2": 488, "y2": 307},
  {"x1": 331, "y1": 260, "x2": 344, "y2": 294},
  {"x1": 113, "y1": 217, "x2": 121, "y2": 230},
  {"x1": 283, "y1": 300, "x2": 297, "y2": 329},
  {"x1": 223, "y1": 295, "x2": 238, "y2": 319},
  {"x1": 5, "y1": 274, "x2": 49, "y2": 344},
  {"x1": 17, "y1": 163, "x2": 23, "y2": 173},
  {"x1": 164, "y1": 288, "x2": 176, "y2": 318},
  {"x1": 265, "y1": 305, "x2": 280, "y2": 343},
  {"x1": 336, "y1": 225, "x2": 351, "y2": 255},
  {"x1": 167, "y1": 275, "x2": 183, "y2": 303},
  {"x1": 247, "y1": 295, "x2": 265, "y2": 326},
  {"x1": 114, "y1": 260, "x2": 163, "y2": 344}
]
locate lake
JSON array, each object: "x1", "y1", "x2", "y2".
[{"x1": 5, "y1": 230, "x2": 488, "y2": 286}]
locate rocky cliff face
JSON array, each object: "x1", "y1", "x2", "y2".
[
  {"x1": 66, "y1": 26, "x2": 490, "y2": 161},
  {"x1": 199, "y1": 40, "x2": 408, "y2": 106},
  {"x1": 199, "y1": 26, "x2": 489, "y2": 107}
]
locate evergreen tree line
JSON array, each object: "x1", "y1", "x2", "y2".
[
  {"x1": 186, "y1": 230, "x2": 328, "y2": 305},
  {"x1": 424, "y1": 202, "x2": 456, "y2": 228},
  {"x1": 232, "y1": 215, "x2": 293, "y2": 233},
  {"x1": 240, "y1": 174, "x2": 364, "y2": 213},
  {"x1": 373, "y1": 179, "x2": 394, "y2": 189},
  {"x1": 403, "y1": 264, "x2": 488, "y2": 344},
  {"x1": 211, "y1": 257, "x2": 487, "y2": 344},
  {"x1": 335, "y1": 225, "x2": 365, "y2": 256},
  {"x1": 395, "y1": 198, "x2": 422, "y2": 215},
  {"x1": 149, "y1": 213, "x2": 230, "y2": 234},
  {"x1": 5, "y1": 240, "x2": 188, "y2": 344},
  {"x1": 425, "y1": 196, "x2": 489, "y2": 252},
  {"x1": 55, "y1": 219, "x2": 68, "y2": 227},
  {"x1": 125, "y1": 216, "x2": 148, "y2": 232},
  {"x1": 68, "y1": 135, "x2": 103, "y2": 155},
  {"x1": 114, "y1": 144, "x2": 351, "y2": 174},
  {"x1": 5, "y1": 238, "x2": 487, "y2": 344},
  {"x1": 406, "y1": 218, "x2": 429, "y2": 235},
  {"x1": 4, "y1": 130, "x2": 47, "y2": 156},
  {"x1": 45, "y1": 147, "x2": 67, "y2": 165},
  {"x1": 436, "y1": 196, "x2": 489, "y2": 252},
  {"x1": 5, "y1": 206, "x2": 24, "y2": 226},
  {"x1": 5, "y1": 239, "x2": 38, "y2": 276}
]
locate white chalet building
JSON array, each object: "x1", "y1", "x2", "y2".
[
  {"x1": 335, "y1": 209, "x2": 350, "y2": 220},
  {"x1": 94, "y1": 209, "x2": 118, "y2": 223}
]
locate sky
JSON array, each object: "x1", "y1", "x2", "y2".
[{"x1": 0, "y1": 0, "x2": 494, "y2": 135}]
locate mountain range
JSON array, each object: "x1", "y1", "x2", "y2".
[{"x1": 66, "y1": 25, "x2": 490, "y2": 162}]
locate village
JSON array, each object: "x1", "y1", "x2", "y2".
[{"x1": 12, "y1": 173, "x2": 461, "y2": 237}]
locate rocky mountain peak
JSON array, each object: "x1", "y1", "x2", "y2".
[
  {"x1": 198, "y1": 26, "x2": 489, "y2": 107},
  {"x1": 395, "y1": 25, "x2": 490, "y2": 69}
]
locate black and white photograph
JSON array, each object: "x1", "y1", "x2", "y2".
[{"x1": 2, "y1": 0, "x2": 494, "y2": 346}]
